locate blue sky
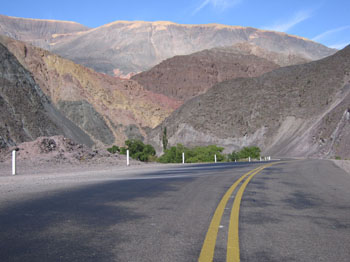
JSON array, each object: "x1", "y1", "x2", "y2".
[{"x1": 2, "y1": 0, "x2": 349, "y2": 49}]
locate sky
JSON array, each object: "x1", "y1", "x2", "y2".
[{"x1": 2, "y1": 0, "x2": 350, "y2": 49}]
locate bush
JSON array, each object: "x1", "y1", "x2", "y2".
[
  {"x1": 238, "y1": 146, "x2": 261, "y2": 159},
  {"x1": 228, "y1": 146, "x2": 261, "y2": 161},
  {"x1": 123, "y1": 139, "x2": 156, "y2": 162},
  {"x1": 107, "y1": 145, "x2": 119, "y2": 154},
  {"x1": 158, "y1": 144, "x2": 185, "y2": 163},
  {"x1": 228, "y1": 151, "x2": 239, "y2": 161},
  {"x1": 158, "y1": 144, "x2": 225, "y2": 163},
  {"x1": 335, "y1": 156, "x2": 341, "y2": 160}
]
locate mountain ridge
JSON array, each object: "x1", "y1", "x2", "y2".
[
  {"x1": 148, "y1": 45, "x2": 350, "y2": 158},
  {"x1": 0, "y1": 14, "x2": 336, "y2": 76}
]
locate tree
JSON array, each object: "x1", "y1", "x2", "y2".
[
  {"x1": 162, "y1": 127, "x2": 168, "y2": 151},
  {"x1": 228, "y1": 151, "x2": 239, "y2": 161},
  {"x1": 123, "y1": 139, "x2": 156, "y2": 162},
  {"x1": 237, "y1": 146, "x2": 261, "y2": 159}
]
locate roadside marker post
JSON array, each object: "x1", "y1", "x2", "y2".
[
  {"x1": 260, "y1": 157, "x2": 262, "y2": 161},
  {"x1": 214, "y1": 154, "x2": 217, "y2": 163},
  {"x1": 127, "y1": 150, "x2": 130, "y2": 166},
  {"x1": 12, "y1": 150, "x2": 16, "y2": 175},
  {"x1": 182, "y1": 152, "x2": 185, "y2": 164},
  {"x1": 248, "y1": 156, "x2": 251, "y2": 162}
]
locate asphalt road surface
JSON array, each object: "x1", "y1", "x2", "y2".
[{"x1": 0, "y1": 159, "x2": 349, "y2": 261}]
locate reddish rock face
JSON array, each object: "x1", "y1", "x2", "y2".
[
  {"x1": 0, "y1": 35, "x2": 181, "y2": 147},
  {"x1": 132, "y1": 46, "x2": 281, "y2": 101}
]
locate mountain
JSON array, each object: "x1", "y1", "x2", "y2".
[
  {"x1": 49, "y1": 21, "x2": 336, "y2": 76},
  {"x1": 132, "y1": 44, "x2": 286, "y2": 101},
  {"x1": 0, "y1": 42, "x2": 93, "y2": 149},
  {"x1": 148, "y1": 46, "x2": 350, "y2": 159},
  {"x1": 0, "y1": 16, "x2": 336, "y2": 76},
  {"x1": 0, "y1": 14, "x2": 89, "y2": 49},
  {"x1": 0, "y1": 35, "x2": 181, "y2": 147}
]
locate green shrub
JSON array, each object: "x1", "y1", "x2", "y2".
[
  {"x1": 123, "y1": 139, "x2": 156, "y2": 162},
  {"x1": 158, "y1": 144, "x2": 185, "y2": 163},
  {"x1": 119, "y1": 147, "x2": 127, "y2": 155},
  {"x1": 228, "y1": 146, "x2": 261, "y2": 161},
  {"x1": 237, "y1": 146, "x2": 261, "y2": 159},
  {"x1": 158, "y1": 144, "x2": 225, "y2": 163},
  {"x1": 107, "y1": 145, "x2": 119, "y2": 154},
  {"x1": 228, "y1": 151, "x2": 239, "y2": 161},
  {"x1": 335, "y1": 156, "x2": 341, "y2": 160}
]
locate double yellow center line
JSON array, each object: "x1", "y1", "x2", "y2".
[{"x1": 198, "y1": 163, "x2": 278, "y2": 262}]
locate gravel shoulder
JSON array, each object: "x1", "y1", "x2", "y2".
[{"x1": 331, "y1": 159, "x2": 350, "y2": 175}]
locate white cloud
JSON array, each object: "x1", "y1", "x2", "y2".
[
  {"x1": 264, "y1": 10, "x2": 312, "y2": 32},
  {"x1": 192, "y1": 0, "x2": 242, "y2": 15},
  {"x1": 329, "y1": 42, "x2": 350, "y2": 50},
  {"x1": 312, "y1": 26, "x2": 350, "y2": 42}
]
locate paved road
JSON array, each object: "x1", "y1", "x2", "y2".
[{"x1": 0, "y1": 160, "x2": 349, "y2": 261}]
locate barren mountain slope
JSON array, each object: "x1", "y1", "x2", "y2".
[
  {"x1": 0, "y1": 42, "x2": 93, "y2": 149},
  {"x1": 132, "y1": 45, "x2": 281, "y2": 101},
  {"x1": 49, "y1": 21, "x2": 336, "y2": 75},
  {"x1": 0, "y1": 35, "x2": 181, "y2": 146},
  {"x1": 148, "y1": 46, "x2": 350, "y2": 158},
  {"x1": 0, "y1": 14, "x2": 89, "y2": 49}
]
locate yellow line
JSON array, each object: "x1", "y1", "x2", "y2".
[
  {"x1": 198, "y1": 165, "x2": 265, "y2": 262},
  {"x1": 226, "y1": 163, "x2": 276, "y2": 262}
]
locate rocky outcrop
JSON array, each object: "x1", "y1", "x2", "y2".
[
  {"x1": 0, "y1": 35, "x2": 181, "y2": 146},
  {"x1": 57, "y1": 100, "x2": 115, "y2": 145},
  {"x1": 132, "y1": 45, "x2": 280, "y2": 101},
  {"x1": 0, "y1": 42, "x2": 93, "y2": 149},
  {"x1": 148, "y1": 46, "x2": 350, "y2": 159}
]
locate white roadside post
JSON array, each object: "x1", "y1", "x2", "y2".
[
  {"x1": 214, "y1": 154, "x2": 217, "y2": 163},
  {"x1": 12, "y1": 150, "x2": 16, "y2": 175},
  {"x1": 126, "y1": 150, "x2": 130, "y2": 166},
  {"x1": 260, "y1": 156, "x2": 262, "y2": 161},
  {"x1": 182, "y1": 152, "x2": 185, "y2": 164},
  {"x1": 248, "y1": 156, "x2": 251, "y2": 162}
]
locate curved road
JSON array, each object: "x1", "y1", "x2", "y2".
[{"x1": 0, "y1": 159, "x2": 349, "y2": 261}]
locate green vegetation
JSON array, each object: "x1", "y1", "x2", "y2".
[
  {"x1": 123, "y1": 139, "x2": 156, "y2": 162},
  {"x1": 158, "y1": 144, "x2": 224, "y2": 163},
  {"x1": 108, "y1": 139, "x2": 156, "y2": 162},
  {"x1": 228, "y1": 146, "x2": 261, "y2": 161},
  {"x1": 162, "y1": 127, "x2": 168, "y2": 151},
  {"x1": 335, "y1": 156, "x2": 341, "y2": 160},
  {"x1": 108, "y1": 140, "x2": 262, "y2": 164},
  {"x1": 107, "y1": 145, "x2": 119, "y2": 154}
]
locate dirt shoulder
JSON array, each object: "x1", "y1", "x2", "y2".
[{"x1": 331, "y1": 160, "x2": 350, "y2": 175}]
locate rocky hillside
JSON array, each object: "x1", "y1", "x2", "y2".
[
  {"x1": 148, "y1": 46, "x2": 350, "y2": 159},
  {"x1": 0, "y1": 42, "x2": 93, "y2": 149},
  {"x1": 0, "y1": 14, "x2": 89, "y2": 49},
  {"x1": 50, "y1": 21, "x2": 335, "y2": 76},
  {"x1": 0, "y1": 35, "x2": 181, "y2": 147},
  {"x1": 132, "y1": 44, "x2": 282, "y2": 101}
]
